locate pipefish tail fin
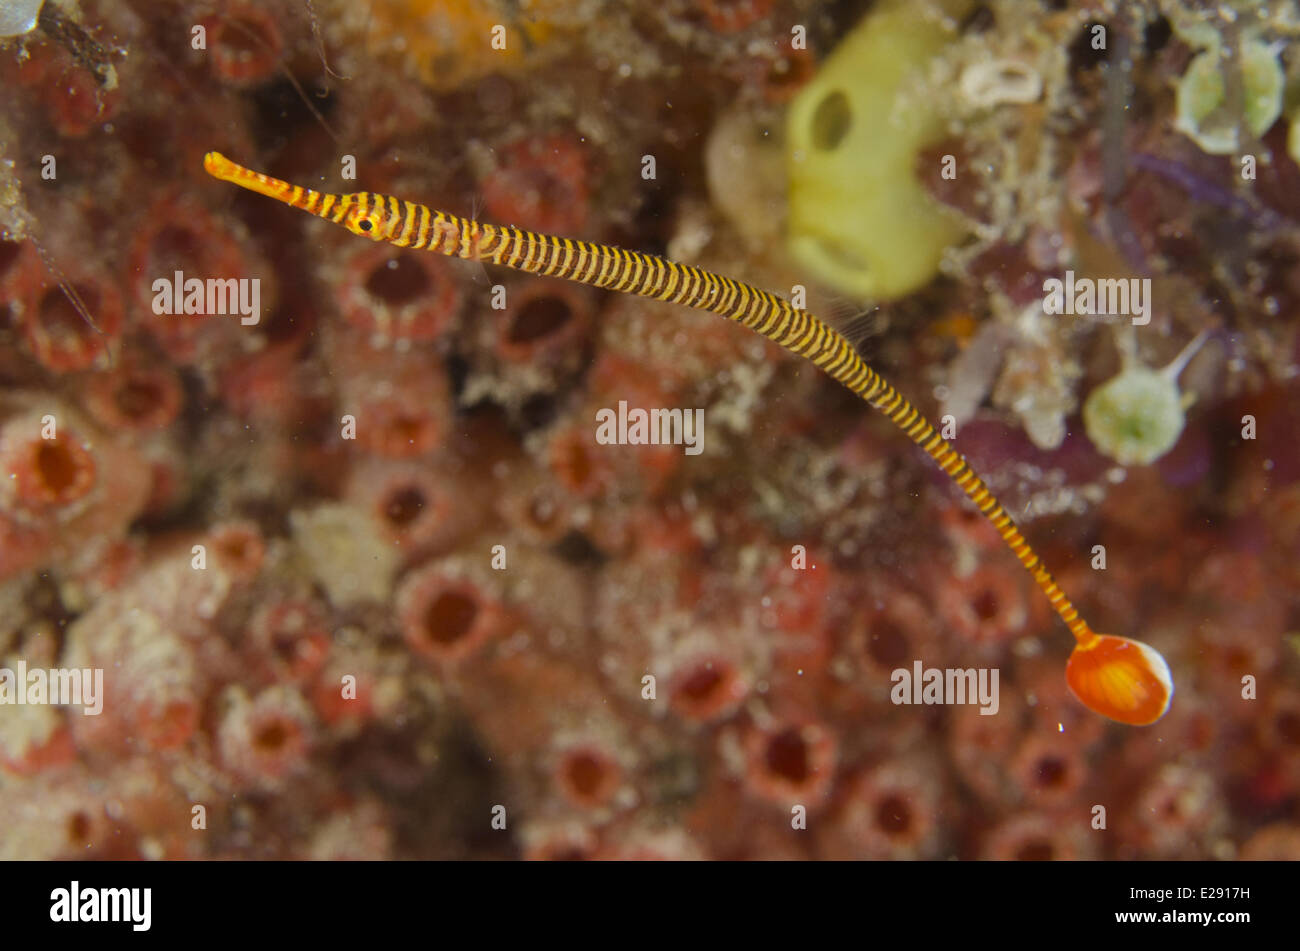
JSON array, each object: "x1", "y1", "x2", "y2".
[
  {"x1": 1065, "y1": 633, "x2": 1173, "y2": 726},
  {"x1": 204, "y1": 152, "x2": 1176, "y2": 726}
]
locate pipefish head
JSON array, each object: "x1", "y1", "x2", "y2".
[
  {"x1": 343, "y1": 194, "x2": 394, "y2": 242},
  {"x1": 202, "y1": 153, "x2": 396, "y2": 242}
]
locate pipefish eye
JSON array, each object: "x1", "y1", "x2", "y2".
[{"x1": 358, "y1": 219, "x2": 372, "y2": 232}]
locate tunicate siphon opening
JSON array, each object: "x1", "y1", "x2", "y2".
[
  {"x1": 972, "y1": 588, "x2": 1000, "y2": 622},
  {"x1": 270, "y1": 630, "x2": 302, "y2": 664},
  {"x1": 765, "y1": 728, "x2": 810, "y2": 784},
  {"x1": 868, "y1": 619, "x2": 909, "y2": 668},
  {"x1": 509, "y1": 296, "x2": 571, "y2": 345},
  {"x1": 541, "y1": 846, "x2": 589, "y2": 862},
  {"x1": 1034, "y1": 756, "x2": 1068, "y2": 788},
  {"x1": 39, "y1": 284, "x2": 100, "y2": 339},
  {"x1": 365, "y1": 255, "x2": 430, "y2": 307},
  {"x1": 559, "y1": 441, "x2": 594, "y2": 489},
  {"x1": 152, "y1": 226, "x2": 202, "y2": 274},
  {"x1": 36, "y1": 441, "x2": 83, "y2": 497},
  {"x1": 253, "y1": 720, "x2": 289, "y2": 752},
  {"x1": 875, "y1": 794, "x2": 912, "y2": 835},
  {"x1": 563, "y1": 751, "x2": 608, "y2": 799},
  {"x1": 1275, "y1": 711, "x2": 1300, "y2": 745},
  {"x1": 386, "y1": 414, "x2": 435, "y2": 451},
  {"x1": 218, "y1": 15, "x2": 276, "y2": 60},
  {"x1": 115, "y1": 379, "x2": 164, "y2": 421},
  {"x1": 1015, "y1": 840, "x2": 1055, "y2": 861},
  {"x1": 424, "y1": 591, "x2": 478, "y2": 645},
  {"x1": 67, "y1": 811, "x2": 91, "y2": 844},
  {"x1": 678, "y1": 666, "x2": 723, "y2": 704},
  {"x1": 811, "y1": 89, "x2": 852, "y2": 151},
  {"x1": 218, "y1": 534, "x2": 249, "y2": 563},
  {"x1": 384, "y1": 485, "x2": 426, "y2": 527}
]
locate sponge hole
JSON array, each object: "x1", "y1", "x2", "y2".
[{"x1": 811, "y1": 89, "x2": 852, "y2": 150}]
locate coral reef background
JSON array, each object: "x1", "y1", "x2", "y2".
[{"x1": 1, "y1": 0, "x2": 1299, "y2": 860}]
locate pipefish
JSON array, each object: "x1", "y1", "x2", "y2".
[{"x1": 203, "y1": 150, "x2": 1173, "y2": 726}]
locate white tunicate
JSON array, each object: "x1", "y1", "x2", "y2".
[
  {"x1": 1082, "y1": 329, "x2": 1209, "y2": 466},
  {"x1": 0, "y1": 0, "x2": 43, "y2": 38},
  {"x1": 1082, "y1": 367, "x2": 1185, "y2": 466},
  {"x1": 958, "y1": 60, "x2": 1043, "y2": 109}
]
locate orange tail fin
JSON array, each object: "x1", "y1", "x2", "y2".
[{"x1": 1066, "y1": 634, "x2": 1173, "y2": 726}]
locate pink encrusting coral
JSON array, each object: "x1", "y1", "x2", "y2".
[
  {"x1": 1009, "y1": 733, "x2": 1087, "y2": 808},
  {"x1": 0, "y1": 416, "x2": 97, "y2": 511},
  {"x1": 18, "y1": 275, "x2": 123, "y2": 372},
  {"x1": 492, "y1": 281, "x2": 593, "y2": 367},
  {"x1": 347, "y1": 456, "x2": 485, "y2": 556},
  {"x1": 827, "y1": 757, "x2": 945, "y2": 859},
  {"x1": 199, "y1": 5, "x2": 285, "y2": 86},
  {"x1": 248, "y1": 596, "x2": 333, "y2": 685},
  {"x1": 0, "y1": 636, "x2": 78, "y2": 777},
  {"x1": 0, "y1": 0, "x2": 1295, "y2": 861},
  {"x1": 3, "y1": 35, "x2": 121, "y2": 138},
  {"x1": 553, "y1": 742, "x2": 624, "y2": 810},
  {"x1": 217, "y1": 685, "x2": 316, "y2": 790},
  {"x1": 396, "y1": 563, "x2": 510, "y2": 666},
  {"x1": 742, "y1": 720, "x2": 838, "y2": 808},
  {"x1": 330, "y1": 331, "x2": 455, "y2": 459},
  {"x1": 62, "y1": 596, "x2": 203, "y2": 756},
  {"x1": 332, "y1": 242, "x2": 464, "y2": 345},
  {"x1": 128, "y1": 194, "x2": 271, "y2": 364},
  {"x1": 0, "y1": 402, "x2": 150, "y2": 580},
  {"x1": 936, "y1": 564, "x2": 1032, "y2": 649},
  {"x1": 83, "y1": 358, "x2": 184, "y2": 432},
  {"x1": 480, "y1": 135, "x2": 591, "y2": 237},
  {"x1": 668, "y1": 652, "x2": 750, "y2": 724},
  {"x1": 849, "y1": 586, "x2": 943, "y2": 685},
  {"x1": 981, "y1": 811, "x2": 1095, "y2": 862}
]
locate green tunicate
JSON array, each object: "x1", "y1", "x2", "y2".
[
  {"x1": 1082, "y1": 366, "x2": 1185, "y2": 467},
  {"x1": 785, "y1": 0, "x2": 968, "y2": 300},
  {"x1": 1175, "y1": 36, "x2": 1284, "y2": 155}
]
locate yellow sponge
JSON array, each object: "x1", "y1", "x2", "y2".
[{"x1": 786, "y1": 0, "x2": 968, "y2": 299}]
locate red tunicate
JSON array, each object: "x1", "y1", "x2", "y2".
[
  {"x1": 201, "y1": 7, "x2": 284, "y2": 85},
  {"x1": 481, "y1": 135, "x2": 589, "y2": 236},
  {"x1": 396, "y1": 565, "x2": 507, "y2": 665},
  {"x1": 338, "y1": 244, "x2": 462, "y2": 344}
]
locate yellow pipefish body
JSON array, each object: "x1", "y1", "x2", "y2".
[{"x1": 203, "y1": 151, "x2": 1173, "y2": 726}]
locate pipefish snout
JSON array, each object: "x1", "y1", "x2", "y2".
[{"x1": 202, "y1": 150, "x2": 1173, "y2": 726}]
